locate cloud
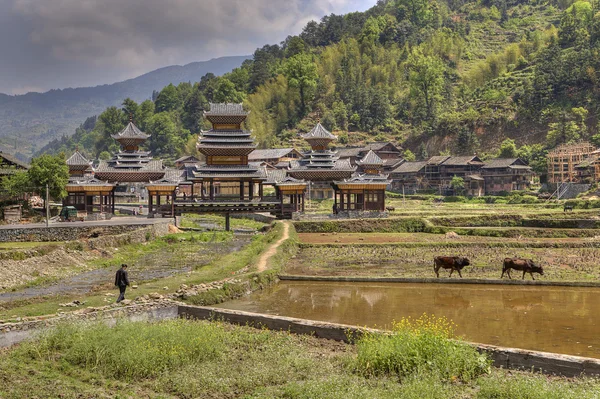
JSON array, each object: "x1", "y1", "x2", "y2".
[{"x1": 13, "y1": 0, "x2": 373, "y2": 73}]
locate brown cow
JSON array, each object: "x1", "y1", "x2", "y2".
[
  {"x1": 433, "y1": 256, "x2": 471, "y2": 278},
  {"x1": 501, "y1": 258, "x2": 544, "y2": 280}
]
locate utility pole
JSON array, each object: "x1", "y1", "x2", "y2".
[{"x1": 45, "y1": 183, "x2": 50, "y2": 227}]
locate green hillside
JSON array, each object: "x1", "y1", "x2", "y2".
[{"x1": 39, "y1": 0, "x2": 600, "y2": 174}]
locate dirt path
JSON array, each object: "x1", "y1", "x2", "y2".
[{"x1": 256, "y1": 222, "x2": 290, "y2": 272}]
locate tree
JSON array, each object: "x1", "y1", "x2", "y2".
[
  {"x1": 450, "y1": 175, "x2": 465, "y2": 195},
  {"x1": 408, "y1": 49, "x2": 446, "y2": 119},
  {"x1": 403, "y1": 149, "x2": 416, "y2": 161},
  {"x1": 28, "y1": 154, "x2": 69, "y2": 200},
  {"x1": 147, "y1": 113, "x2": 185, "y2": 157},
  {"x1": 99, "y1": 151, "x2": 111, "y2": 161},
  {"x1": 456, "y1": 127, "x2": 479, "y2": 155},
  {"x1": 213, "y1": 78, "x2": 246, "y2": 103},
  {"x1": 499, "y1": 138, "x2": 518, "y2": 158},
  {"x1": 1, "y1": 171, "x2": 31, "y2": 198},
  {"x1": 155, "y1": 84, "x2": 181, "y2": 113},
  {"x1": 121, "y1": 98, "x2": 139, "y2": 122},
  {"x1": 417, "y1": 142, "x2": 429, "y2": 160},
  {"x1": 284, "y1": 53, "x2": 319, "y2": 115},
  {"x1": 546, "y1": 108, "x2": 588, "y2": 148},
  {"x1": 396, "y1": 0, "x2": 434, "y2": 27}
]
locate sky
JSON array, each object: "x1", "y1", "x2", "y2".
[{"x1": 0, "y1": 0, "x2": 376, "y2": 95}]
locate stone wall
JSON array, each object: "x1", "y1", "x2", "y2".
[
  {"x1": 179, "y1": 305, "x2": 600, "y2": 377},
  {"x1": 0, "y1": 222, "x2": 169, "y2": 242}
]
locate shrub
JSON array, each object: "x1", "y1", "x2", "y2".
[
  {"x1": 353, "y1": 314, "x2": 490, "y2": 382},
  {"x1": 19, "y1": 320, "x2": 225, "y2": 380}
]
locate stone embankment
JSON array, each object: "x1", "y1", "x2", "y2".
[
  {"x1": 0, "y1": 222, "x2": 170, "y2": 291},
  {"x1": 0, "y1": 222, "x2": 169, "y2": 242}
]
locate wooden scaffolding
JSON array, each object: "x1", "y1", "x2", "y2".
[{"x1": 547, "y1": 142, "x2": 596, "y2": 183}]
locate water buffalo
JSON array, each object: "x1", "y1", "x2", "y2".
[
  {"x1": 433, "y1": 256, "x2": 471, "y2": 278},
  {"x1": 501, "y1": 258, "x2": 544, "y2": 280}
]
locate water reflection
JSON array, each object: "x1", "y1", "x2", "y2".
[{"x1": 217, "y1": 281, "x2": 600, "y2": 358}]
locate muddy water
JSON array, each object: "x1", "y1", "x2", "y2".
[{"x1": 218, "y1": 281, "x2": 600, "y2": 358}]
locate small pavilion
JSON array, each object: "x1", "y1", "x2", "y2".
[
  {"x1": 332, "y1": 150, "x2": 390, "y2": 212},
  {"x1": 64, "y1": 150, "x2": 116, "y2": 213}
]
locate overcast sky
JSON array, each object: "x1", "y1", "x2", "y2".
[{"x1": 0, "y1": 0, "x2": 375, "y2": 95}]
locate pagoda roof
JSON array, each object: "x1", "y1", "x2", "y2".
[
  {"x1": 290, "y1": 158, "x2": 355, "y2": 171},
  {"x1": 175, "y1": 155, "x2": 200, "y2": 163},
  {"x1": 204, "y1": 103, "x2": 248, "y2": 116},
  {"x1": 96, "y1": 159, "x2": 164, "y2": 172},
  {"x1": 336, "y1": 172, "x2": 390, "y2": 185},
  {"x1": 357, "y1": 150, "x2": 383, "y2": 166},
  {"x1": 301, "y1": 123, "x2": 336, "y2": 140},
  {"x1": 111, "y1": 121, "x2": 149, "y2": 141},
  {"x1": 66, "y1": 151, "x2": 91, "y2": 166},
  {"x1": 192, "y1": 164, "x2": 265, "y2": 179}
]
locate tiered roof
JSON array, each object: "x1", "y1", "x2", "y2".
[
  {"x1": 193, "y1": 103, "x2": 264, "y2": 182},
  {"x1": 66, "y1": 151, "x2": 92, "y2": 174},
  {"x1": 94, "y1": 121, "x2": 166, "y2": 183},
  {"x1": 288, "y1": 123, "x2": 355, "y2": 181},
  {"x1": 111, "y1": 121, "x2": 150, "y2": 149}
]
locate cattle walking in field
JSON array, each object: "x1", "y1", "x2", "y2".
[
  {"x1": 501, "y1": 258, "x2": 544, "y2": 280},
  {"x1": 433, "y1": 256, "x2": 471, "y2": 278}
]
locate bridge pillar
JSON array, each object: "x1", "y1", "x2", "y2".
[{"x1": 225, "y1": 213, "x2": 231, "y2": 231}]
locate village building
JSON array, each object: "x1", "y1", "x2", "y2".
[
  {"x1": 389, "y1": 155, "x2": 532, "y2": 196},
  {"x1": 169, "y1": 103, "x2": 306, "y2": 224},
  {"x1": 547, "y1": 142, "x2": 597, "y2": 183},
  {"x1": 481, "y1": 158, "x2": 534, "y2": 194},
  {"x1": 575, "y1": 154, "x2": 600, "y2": 183},
  {"x1": 337, "y1": 142, "x2": 404, "y2": 173},
  {"x1": 174, "y1": 155, "x2": 200, "y2": 169},
  {"x1": 389, "y1": 161, "x2": 428, "y2": 193},
  {"x1": 287, "y1": 123, "x2": 355, "y2": 199},
  {"x1": 248, "y1": 148, "x2": 302, "y2": 167},
  {"x1": 0, "y1": 151, "x2": 30, "y2": 200},
  {"x1": 64, "y1": 150, "x2": 116, "y2": 214},
  {"x1": 332, "y1": 150, "x2": 390, "y2": 213},
  {"x1": 94, "y1": 120, "x2": 166, "y2": 183}
]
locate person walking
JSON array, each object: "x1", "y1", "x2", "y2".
[{"x1": 115, "y1": 264, "x2": 130, "y2": 303}]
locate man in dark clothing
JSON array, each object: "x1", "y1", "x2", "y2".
[{"x1": 115, "y1": 264, "x2": 130, "y2": 303}]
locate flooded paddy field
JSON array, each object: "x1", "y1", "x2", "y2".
[
  {"x1": 287, "y1": 239, "x2": 600, "y2": 281},
  {"x1": 218, "y1": 280, "x2": 600, "y2": 358}
]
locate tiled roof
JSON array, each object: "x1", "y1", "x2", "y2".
[
  {"x1": 391, "y1": 161, "x2": 427, "y2": 173},
  {"x1": 205, "y1": 103, "x2": 248, "y2": 115},
  {"x1": 336, "y1": 147, "x2": 362, "y2": 158},
  {"x1": 482, "y1": 158, "x2": 526, "y2": 169},
  {"x1": 427, "y1": 156, "x2": 451, "y2": 165},
  {"x1": 441, "y1": 156, "x2": 484, "y2": 166},
  {"x1": 66, "y1": 151, "x2": 90, "y2": 166},
  {"x1": 357, "y1": 150, "x2": 383, "y2": 166},
  {"x1": 111, "y1": 122, "x2": 149, "y2": 140},
  {"x1": 261, "y1": 168, "x2": 288, "y2": 184},
  {"x1": 363, "y1": 142, "x2": 402, "y2": 152},
  {"x1": 301, "y1": 123, "x2": 336, "y2": 140},
  {"x1": 96, "y1": 159, "x2": 164, "y2": 172},
  {"x1": 175, "y1": 155, "x2": 200, "y2": 163},
  {"x1": 248, "y1": 148, "x2": 295, "y2": 160},
  {"x1": 0, "y1": 151, "x2": 30, "y2": 169}
]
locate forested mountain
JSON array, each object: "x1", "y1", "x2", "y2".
[
  {"x1": 40, "y1": 0, "x2": 600, "y2": 174},
  {"x1": 0, "y1": 56, "x2": 249, "y2": 160}
]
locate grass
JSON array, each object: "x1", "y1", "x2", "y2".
[
  {"x1": 1, "y1": 318, "x2": 599, "y2": 398},
  {"x1": 0, "y1": 224, "x2": 285, "y2": 320},
  {"x1": 0, "y1": 242, "x2": 65, "y2": 250}
]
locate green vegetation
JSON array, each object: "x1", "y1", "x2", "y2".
[
  {"x1": 1, "y1": 318, "x2": 599, "y2": 398},
  {"x1": 354, "y1": 315, "x2": 490, "y2": 381},
  {"x1": 1, "y1": 153, "x2": 69, "y2": 201},
  {"x1": 179, "y1": 213, "x2": 267, "y2": 230},
  {"x1": 39, "y1": 0, "x2": 600, "y2": 169}
]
